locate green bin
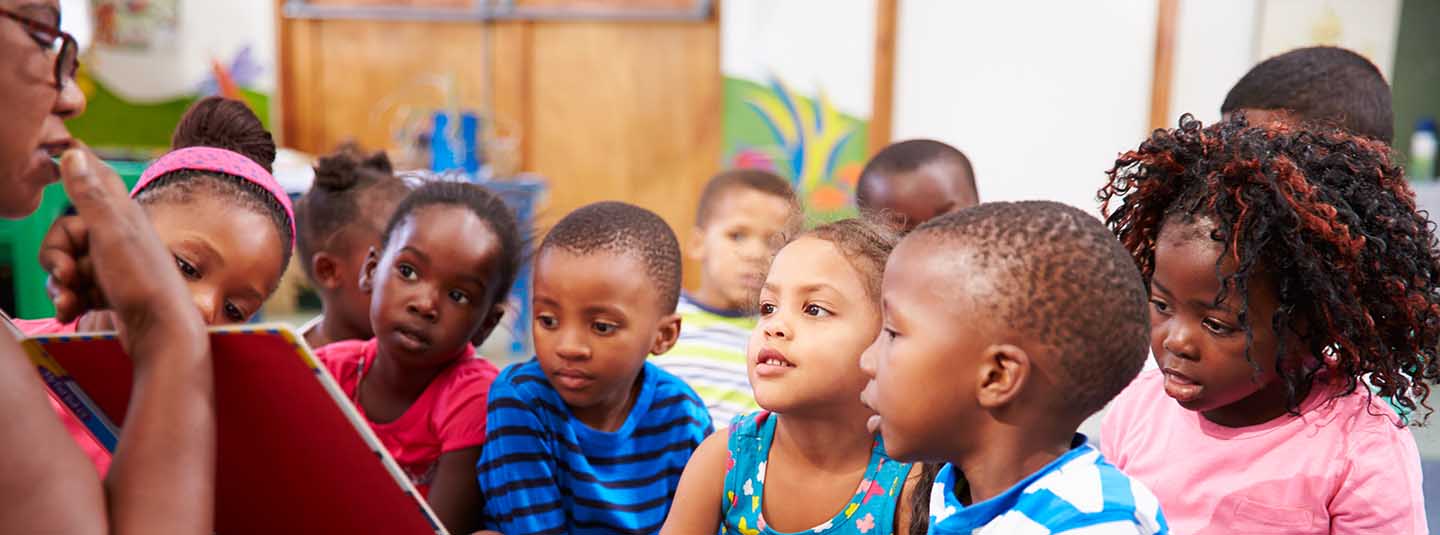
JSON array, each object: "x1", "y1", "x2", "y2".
[{"x1": 0, "y1": 160, "x2": 145, "y2": 319}]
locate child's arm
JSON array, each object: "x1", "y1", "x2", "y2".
[
  {"x1": 659, "y1": 429, "x2": 729, "y2": 535},
  {"x1": 476, "y1": 382, "x2": 568, "y2": 533},
  {"x1": 1329, "y1": 424, "x2": 1427, "y2": 533},
  {"x1": 429, "y1": 446, "x2": 484, "y2": 532},
  {"x1": 35, "y1": 149, "x2": 216, "y2": 534}
]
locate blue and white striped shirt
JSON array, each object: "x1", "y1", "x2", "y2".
[
  {"x1": 476, "y1": 360, "x2": 713, "y2": 534},
  {"x1": 929, "y1": 435, "x2": 1168, "y2": 535}
]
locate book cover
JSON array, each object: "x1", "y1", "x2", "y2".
[{"x1": 21, "y1": 324, "x2": 447, "y2": 535}]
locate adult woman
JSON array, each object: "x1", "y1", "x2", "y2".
[{"x1": 1, "y1": 2, "x2": 215, "y2": 533}]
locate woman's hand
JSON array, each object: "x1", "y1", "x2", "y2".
[{"x1": 38, "y1": 146, "x2": 205, "y2": 359}]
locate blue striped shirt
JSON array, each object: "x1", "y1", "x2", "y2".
[
  {"x1": 929, "y1": 435, "x2": 1167, "y2": 535},
  {"x1": 477, "y1": 360, "x2": 714, "y2": 534}
]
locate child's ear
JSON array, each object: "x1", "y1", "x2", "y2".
[
  {"x1": 649, "y1": 313, "x2": 683, "y2": 356},
  {"x1": 310, "y1": 252, "x2": 344, "y2": 290},
  {"x1": 687, "y1": 227, "x2": 707, "y2": 262},
  {"x1": 358, "y1": 247, "x2": 380, "y2": 294},
  {"x1": 975, "y1": 344, "x2": 1030, "y2": 409},
  {"x1": 471, "y1": 302, "x2": 509, "y2": 347}
]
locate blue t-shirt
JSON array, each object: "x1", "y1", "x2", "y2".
[
  {"x1": 928, "y1": 435, "x2": 1167, "y2": 535},
  {"x1": 477, "y1": 359, "x2": 714, "y2": 534}
]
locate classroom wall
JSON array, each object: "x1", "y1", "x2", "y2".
[
  {"x1": 890, "y1": 0, "x2": 1159, "y2": 215},
  {"x1": 277, "y1": 0, "x2": 721, "y2": 289}
]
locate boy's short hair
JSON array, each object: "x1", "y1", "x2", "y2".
[
  {"x1": 1221, "y1": 46, "x2": 1393, "y2": 143},
  {"x1": 540, "y1": 201, "x2": 682, "y2": 313},
  {"x1": 911, "y1": 201, "x2": 1149, "y2": 419},
  {"x1": 694, "y1": 169, "x2": 798, "y2": 228},
  {"x1": 856, "y1": 139, "x2": 976, "y2": 210}
]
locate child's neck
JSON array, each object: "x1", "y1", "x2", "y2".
[
  {"x1": 571, "y1": 372, "x2": 644, "y2": 433},
  {"x1": 360, "y1": 347, "x2": 453, "y2": 421},
  {"x1": 957, "y1": 423, "x2": 1076, "y2": 506},
  {"x1": 689, "y1": 286, "x2": 741, "y2": 314},
  {"x1": 772, "y1": 399, "x2": 875, "y2": 471},
  {"x1": 1202, "y1": 377, "x2": 1303, "y2": 428},
  {"x1": 314, "y1": 306, "x2": 369, "y2": 346}
]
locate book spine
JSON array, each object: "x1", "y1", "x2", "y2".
[{"x1": 24, "y1": 343, "x2": 122, "y2": 451}]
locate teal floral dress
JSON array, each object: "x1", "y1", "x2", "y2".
[{"x1": 721, "y1": 411, "x2": 913, "y2": 535}]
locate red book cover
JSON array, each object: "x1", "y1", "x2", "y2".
[{"x1": 20, "y1": 324, "x2": 447, "y2": 535}]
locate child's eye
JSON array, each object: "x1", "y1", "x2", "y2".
[
  {"x1": 536, "y1": 314, "x2": 558, "y2": 329},
  {"x1": 1202, "y1": 318, "x2": 1236, "y2": 335},
  {"x1": 449, "y1": 290, "x2": 470, "y2": 304},
  {"x1": 1149, "y1": 298, "x2": 1170, "y2": 314},
  {"x1": 223, "y1": 302, "x2": 246, "y2": 323},
  {"x1": 758, "y1": 302, "x2": 776, "y2": 316},
  {"x1": 396, "y1": 263, "x2": 418, "y2": 280},
  {"x1": 803, "y1": 304, "x2": 831, "y2": 317},
  {"x1": 728, "y1": 231, "x2": 745, "y2": 242},
  {"x1": 174, "y1": 255, "x2": 201, "y2": 280},
  {"x1": 592, "y1": 321, "x2": 619, "y2": 335},
  {"x1": 884, "y1": 327, "x2": 899, "y2": 340}
]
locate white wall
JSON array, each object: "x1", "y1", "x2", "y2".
[
  {"x1": 891, "y1": 0, "x2": 1158, "y2": 215},
  {"x1": 1166, "y1": 0, "x2": 1257, "y2": 127}
]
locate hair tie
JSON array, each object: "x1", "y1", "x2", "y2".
[{"x1": 134, "y1": 147, "x2": 295, "y2": 241}]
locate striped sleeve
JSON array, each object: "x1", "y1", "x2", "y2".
[{"x1": 477, "y1": 370, "x2": 567, "y2": 534}]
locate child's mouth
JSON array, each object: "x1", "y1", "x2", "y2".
[
  {"x1": 552, "y1": 368, "x2": 596, "y2": 391},
  {"x1": 1162, "y1": 368, "x2": 1203, "y2": 403},
  {"x1": 392, "y1": 326, "x2": 430, "y2": 351},
  {"x1": 754, "y1": 348, "x2": 795, "y2": 377}
]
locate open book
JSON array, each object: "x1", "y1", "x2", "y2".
[{"x1": 12, "y1": 321, "x2": 448, "y2": 535}]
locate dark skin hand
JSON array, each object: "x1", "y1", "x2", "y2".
[{"x1": 28, "y1": 146, "x2": 216, "y2": 535}]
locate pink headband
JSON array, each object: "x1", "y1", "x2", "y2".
[{"x1": 134, "y1": 146, "x2": 296, "y2": 242}]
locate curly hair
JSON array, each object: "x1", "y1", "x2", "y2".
[{"x1": 1099, "y1": 113, "x2": 1440, "y2": 420}]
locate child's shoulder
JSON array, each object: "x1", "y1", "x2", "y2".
[
  {"x1": 313, "y1": 338, "x2": 374, "y2": 378},
  {"x1": 493, "y1": 359, "x2": 552, "y2": 396},
  {"x1": 12, "y1": 317, "x2": 77, "y2": 336},
  {"x1": 1018, "y1": 444, "x2": 1166, "y2": 533}
]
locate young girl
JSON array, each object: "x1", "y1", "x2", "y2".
[
  {"x1": 1098, "y1": 114, "x2": 1439, "y2": 534},
  {"x1": 17, "y1": 96, "x2": 294, "y2": 475},
  {"x1": 664, "y1": 218, "x2": 930, "y2": 535},
  {"x1": 314, "y1": 181, "x2": 522, "y2": 534},
  {"x1": 294, "y1": 144, "x2": 410, "y2": 349}
]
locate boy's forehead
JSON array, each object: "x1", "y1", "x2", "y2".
[
  {"x1": 536, "y1": 246, "x2": 662, "y2": 295},
  {"x1": 707, "y1": 186, "x2": 791, "y2": 220},
  {"x1": 888, "y1": 236, "x2": 997, "y2": 307}
]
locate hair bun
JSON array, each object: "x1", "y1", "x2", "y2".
[
  {"x1": 312, "y1": 151, "x2": 362, "y2": 192},
  {"x1": 171, "y1": 96, "x2": 277, "y2": 172}
]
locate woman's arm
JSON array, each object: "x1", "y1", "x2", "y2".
[
  {"x1": 0, "y1": 327, "x2": 108, "y2": 534},
  {"x1": 39, "y1": 148, "x2": 215, "y2": 535},
  {"x1": 659, "y1": 429, "x2": 730, "y2": 535}
]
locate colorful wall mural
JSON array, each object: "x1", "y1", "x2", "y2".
[{"x1": 721, "y1": 0, "x2": 877, "y2": 222}]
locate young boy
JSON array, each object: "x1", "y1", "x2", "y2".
[
  {"x1": 477, "y1": 201, "x2": 714, "y2": 534},
  {"x1": 856, "y1": 139, "x2": 978, "y2": 232},
  {"x1": 860, "y1": 201, "x2": 1168, "y2": 533},
  {"x1": 652, "y1": 169, "x2": 797, "y2": 426},
  {"x1": 1222, "y1": 45, "x2": 1392, "y2": 143}
]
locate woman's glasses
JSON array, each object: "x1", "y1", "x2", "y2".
[{"x1": 0, "y1": 7, "x2": 79, "y2": 90}]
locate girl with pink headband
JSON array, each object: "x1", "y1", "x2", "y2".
[{"x1": 16, "y1": 96, "x2": 295, "y2": 474}]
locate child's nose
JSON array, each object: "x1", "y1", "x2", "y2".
[
  {"x1": 1162, "y1": 324, "x2": 1198, "y2": 360},
  {"x1": 555, "y1": 330, "x2": 591, "y2": 361},
  {"x1": 761, "y1": 316, "x2": 790, "y2": 339},
  {"x1": 190, "y1": 288, "x2": 222, "y2": 325},
  {"x1": 406, "y1": 289, "x2": 439, "y2": 322}
]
